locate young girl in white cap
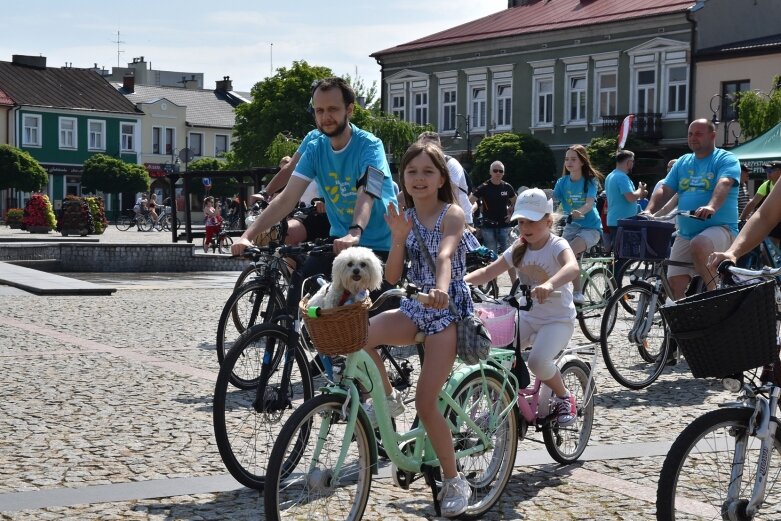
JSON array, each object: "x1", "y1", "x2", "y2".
[{"x1": 466, "y1": 188, "x2": 580, "y2": 425}]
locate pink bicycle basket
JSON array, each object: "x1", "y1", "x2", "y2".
[{"x1": 475, "y1": 303, "x2": 516, "y2": 348}]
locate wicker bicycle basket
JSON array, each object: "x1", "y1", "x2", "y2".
[
  {"x1": 299, "y1": 297, "x2": 371, "y2": 356},
  {"x1": 659, "y1": 279, "x2": 778, "y2": 378}
]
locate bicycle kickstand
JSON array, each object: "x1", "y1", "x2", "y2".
[{"x1": 422, "y1": 464, "x2": 442, "y2": 517}]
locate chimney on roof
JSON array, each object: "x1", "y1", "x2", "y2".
[
  {"x1": 183, "y1": 74, "x2": 198, "y2": 90},
  {"x1": 12, "y1": 55, "x2": 47, "y2": 69},
  {"x1": 123, "y1": 73, "x2": 135, "y2": 93},
  {"x1": 215, "y1": 76, "x2": 233, "y2": 92}
]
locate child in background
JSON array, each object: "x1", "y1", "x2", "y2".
[
  {"x1": 466, "y1": 188, "x2": 580, "y2": 426},
  {"x1": 203, "y1": 196, "x2": 221, "y2": 253},
  {"x1": 553, "y1": 144, "x2": 604, "y2": 304}
]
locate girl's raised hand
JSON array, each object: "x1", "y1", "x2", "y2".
[{"x1": 385, "y1": 202, "x2": 412, "y2": 242}]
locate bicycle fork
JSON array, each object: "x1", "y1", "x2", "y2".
[
  {"x1": 628, "y1": 287, "x2": 659, "y2": 345},
  {"x1": 730, "y1": 387, "x2": 781, "y2": 518}
]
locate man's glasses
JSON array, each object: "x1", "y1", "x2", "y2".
[{"x1": 492, "y1": 169, "x2": 504, "y2": 173}]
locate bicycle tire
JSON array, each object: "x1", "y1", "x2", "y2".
[
  {"x1": 218, "y1": 234, "x2": 234, "y2": 254},
  {"x1": 600, "y1": 283, "x2": 669, "y2": 390},
  {"x1": 115, "y1": 215, "x2": 133, "y2": 231},
  {"x1": 444, "y1": 368, "x2": 518, "y2": 519},
  {"x1": 216, "y1": 281, "x2": 286, "y2": 368},
  {"x1": 137, "y1": 215, "x2": 154, "y2": 232},
  {"x1": 213, "y1": 324, "x2": 313, "y2": 490},
  {"x1": 234, "y1": 263, "x2": 260, "y2": 292},
  {"x1": 542, "y1": 359, "x2": 594, "y2": 464},
  {"x1": 264, "y1": 393, "x2": 373, "y2": 520},
  {"x1": 577, "y1": 266, "x2": 616, "y2": 343},
  {"x1": 656, "y1": 407, "x2": 781, "y2": 520}
]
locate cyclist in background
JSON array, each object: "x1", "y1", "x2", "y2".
[{"x1": 553, "y1": 144, "x2": 604, "y2": 304}]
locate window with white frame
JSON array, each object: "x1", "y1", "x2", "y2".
[
  {"x1": 596, "y1": 71, "x2": 617, "y2": 118},
  {"x1": 533, "y1": 77, "x2": 554, "y2": 127},
  {"x1": 152, "y1": 127, "x2": 162, "y2": 154},
  {"x1": 59, "y1": 117, "x2": 77, "y2": 149},
  {"x1": 22, "y1": 114, "x2": 42, "y2": 147},
  {"x1": 189, "y1": 132, "x2": 203, "y2": 156},
  {"x1": 635, "y1": 68, "x2": 657, "y2": 113},
  {"x1": 470, "y1": 86, "x2": 486, "y2": 130},
  {"x1": 391, "y1": 94, "x2": 405, "y2": 121},
  {"x1": 413, "y1": 91, "x2": 428, "y2": 125},
  {"x1": 495, "y1": 83, "x2": 512, "y2": 129},
  {"x1": 165, "y1": 128, "x2": 175, "y2": 155},
  {"x1": 215, "y1": 134, "x2": 229, "y2": 156},
  {"x1": 567, "y1": 74, "x2": 587, "y2": 123},
  {"x1": 88, "y1": 120, "x2": 105, "y2": 150},
  {"x1": 665, "y1": 65, "x2": 688, "y2": 116},
  {"x1": 440, "y1": 87, "x2": 457, "y2": 132},
  {"x1": 121, "y1": 123, "x2": 135, "y2": 152}
]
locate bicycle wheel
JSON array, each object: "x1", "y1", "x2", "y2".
[
  {"x1": 216, "y1": 281, "x2": 286, "y2": 367},
  {"x1": 115, "y1": 215, "x2": 133, "y2": 231},
  {"x1": 137, "y1": 215, "x2": 154, "y2": 232},
  {"x1": 577, "y1": 266, "x2": 616, "y2": 343},
  {"x1": 657, "y1": 407, "x2": 781, "y2": 520},
  {"x1": 445, "y1": 368, "x2": 518, "y2": 519},
  {"x1": 213, "y1": 324, "x2": 313, "y2": 490},
  {"x1": 600, "y1": 283, "x2": 669, "y2": 390},
  {"x1": 264, "y1": 393, "x2": 373, "y2": 520},
  {"x1": 542, "y1": 359, "x2": 594, "y2": 464},
  {"x1": 218, "y1": 234, "x2": 234, "y2": 254}
]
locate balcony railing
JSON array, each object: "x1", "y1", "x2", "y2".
[{"x1": 601, "y1": 113, "x2": 663, "y2": 143}]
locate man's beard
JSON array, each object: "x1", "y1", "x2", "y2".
[{"x1": 318, "y1": 116, "x2": 349, "y2": 138}]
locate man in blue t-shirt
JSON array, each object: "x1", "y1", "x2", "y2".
[
  {"x1": 604, "y1": 149, "x2": 647, "y2": 250},
  {"x1": 645, "y1": 119, "x2": 740, "y2": 299},
  {"x1": 233, "y1": 77, "x2": 398, "y2": 310}
]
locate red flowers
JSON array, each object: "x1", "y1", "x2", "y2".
[{"x1": 22, "y1": 193, "x2": 57, "y2": 230}]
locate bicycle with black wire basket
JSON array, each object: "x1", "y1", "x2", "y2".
[
  {"x1": 263, "y1": 283, "x2": 520, "y2": 520},
  {"x1": 472, "y1": 282, "x2": 597, "y2": 464},
  {"x1": 656, "y1": 261, "x2": 781, "y2": 520},
  {"x1": 212, "y1": 243, "x2": 427, "y2": 490},
  {"x1": 598, "y1": 210, "x2": 712, "y2": 389}
]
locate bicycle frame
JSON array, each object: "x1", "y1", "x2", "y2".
[
  {"x1": 316, "y1": 348, "x2": 518, "y2": 479},
  {"x1": 515, "y1": 343, "x2": 598, "y2": 424},
  {"x1": 578, "y1": 253, "x2": 615, "y2": 313}
]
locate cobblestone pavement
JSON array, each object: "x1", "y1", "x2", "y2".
[{"x1": 0, "y1": 237, "x2": 740, "y2": 520}]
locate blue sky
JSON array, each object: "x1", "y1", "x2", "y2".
[{"x1": 2, "y1": 1, "x2": 507, "y2": 93}]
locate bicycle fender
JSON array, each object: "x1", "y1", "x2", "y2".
[{"x1": 322, "y1": 387, "x2": 379, "y2": 473}]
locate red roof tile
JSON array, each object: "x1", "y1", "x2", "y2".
[
  {"x1": 0, "y1": 87, "x2": 12, "y2": 106},
  {"x1": 372, "y1": 0, "x2": 695, "y2": 57}
]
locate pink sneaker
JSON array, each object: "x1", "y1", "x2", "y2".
[{"x1": 552, "y1": 393, "x2": 577, "y2": 426}]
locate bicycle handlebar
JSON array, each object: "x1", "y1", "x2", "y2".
[
  {"x1": 370, "y1": 284, "x2": 434, "y2": 311},
  {"x1": 649, "y1": 209, "x2": 711, "y2": 221},
  {"x1": 717, "y1": 260, "x2": 781, "y2": 283}
]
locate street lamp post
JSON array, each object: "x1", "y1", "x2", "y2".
[
  {"x1": 453, "y1": 113, "x2": 472, "y2": 159},
  {"x1": 709, "y1": 93, "x2": 742, "y2": 146}
]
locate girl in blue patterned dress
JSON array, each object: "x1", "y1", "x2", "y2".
[{"x1": 361, "y1": 141, "x2": 473, "y2": 517}]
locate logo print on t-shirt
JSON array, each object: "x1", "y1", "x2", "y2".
[{"x1": 517, "y1": 262, "x2": 551, "y2": 287}]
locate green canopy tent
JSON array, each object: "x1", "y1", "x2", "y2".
[{"x1": 729, "y1": 120, "x2": 781, "y2": 173}]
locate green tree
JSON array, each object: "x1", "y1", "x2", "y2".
[
  {"x1": 265, "y1": 133, "x2": 301, "y2": 165},
  {"x1": 344, "y1": 72, "x2": 378, "y2": 109},
  {"x1": 736, "y1": 77, "x2": 781, "y2": 140},
  {"x1": 586, "y1": 137, "x2": 618, "y2": 176},
  {"x1": 232, "y1": 61, "x2": 332, "y2": 168},
  {"x1": 352, "y1": 107, "x2": 431, "y2": 164},
  {"x1": 0, "y1": 144, "x2": 48, "y2": 191},
  {"x1": 82, "y1": 154, "x2": 150, "y2": 194},
  {"x1": 472, "y1": 133, "x2": 557, "y2": 189}
]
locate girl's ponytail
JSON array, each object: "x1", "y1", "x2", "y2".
[{"x1": 511, "y1": 236, "x2": 529, "y2": 268}]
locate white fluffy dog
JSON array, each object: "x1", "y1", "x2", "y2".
[{"x1": 308, "y1": 246, "x2": 384, "y2": 309}]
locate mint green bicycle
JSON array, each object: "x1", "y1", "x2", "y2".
[{"x1": 263, "y1": 285, "x2": 520, "y2": 520}]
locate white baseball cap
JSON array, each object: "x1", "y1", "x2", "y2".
[{"x1": 511, "y1": 188, "x2": 554, "y2": 221}]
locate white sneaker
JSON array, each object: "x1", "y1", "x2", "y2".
[
  {"x1": 362, "y1": 389, "x2": 406, "y2": 429},
  {"x1": 572, "y1": 291, "x2": 585, "y2": 305},
  {"x1": 438, "y1": 472, "x2": 471, "y2": 518}
]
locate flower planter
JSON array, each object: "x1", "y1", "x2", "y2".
[
  {"x1": 28, "y1": 226, "x2": 51, "y2": 234},
  {"x1": 61, "y1": 228, "x2": 88, "y2": 237},
  {"x1": 8, "y1": 223, "x2": 21, "y2": 229}
]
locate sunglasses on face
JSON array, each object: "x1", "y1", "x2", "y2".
[{"x1": 492, "y1": 169, "x2": 504, "y2": 173}]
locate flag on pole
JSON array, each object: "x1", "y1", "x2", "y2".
[{"x1": 617, "y1": 114, "x2": 635, "y2": 150}]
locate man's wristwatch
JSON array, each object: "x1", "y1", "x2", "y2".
[{"x1": 348, "y1": 224, "x2": 364, "y2": 234}]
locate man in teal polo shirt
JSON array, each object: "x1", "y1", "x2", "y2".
[{"x1": 604, "y1": 149, "x2": 647, "y2": 250}]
